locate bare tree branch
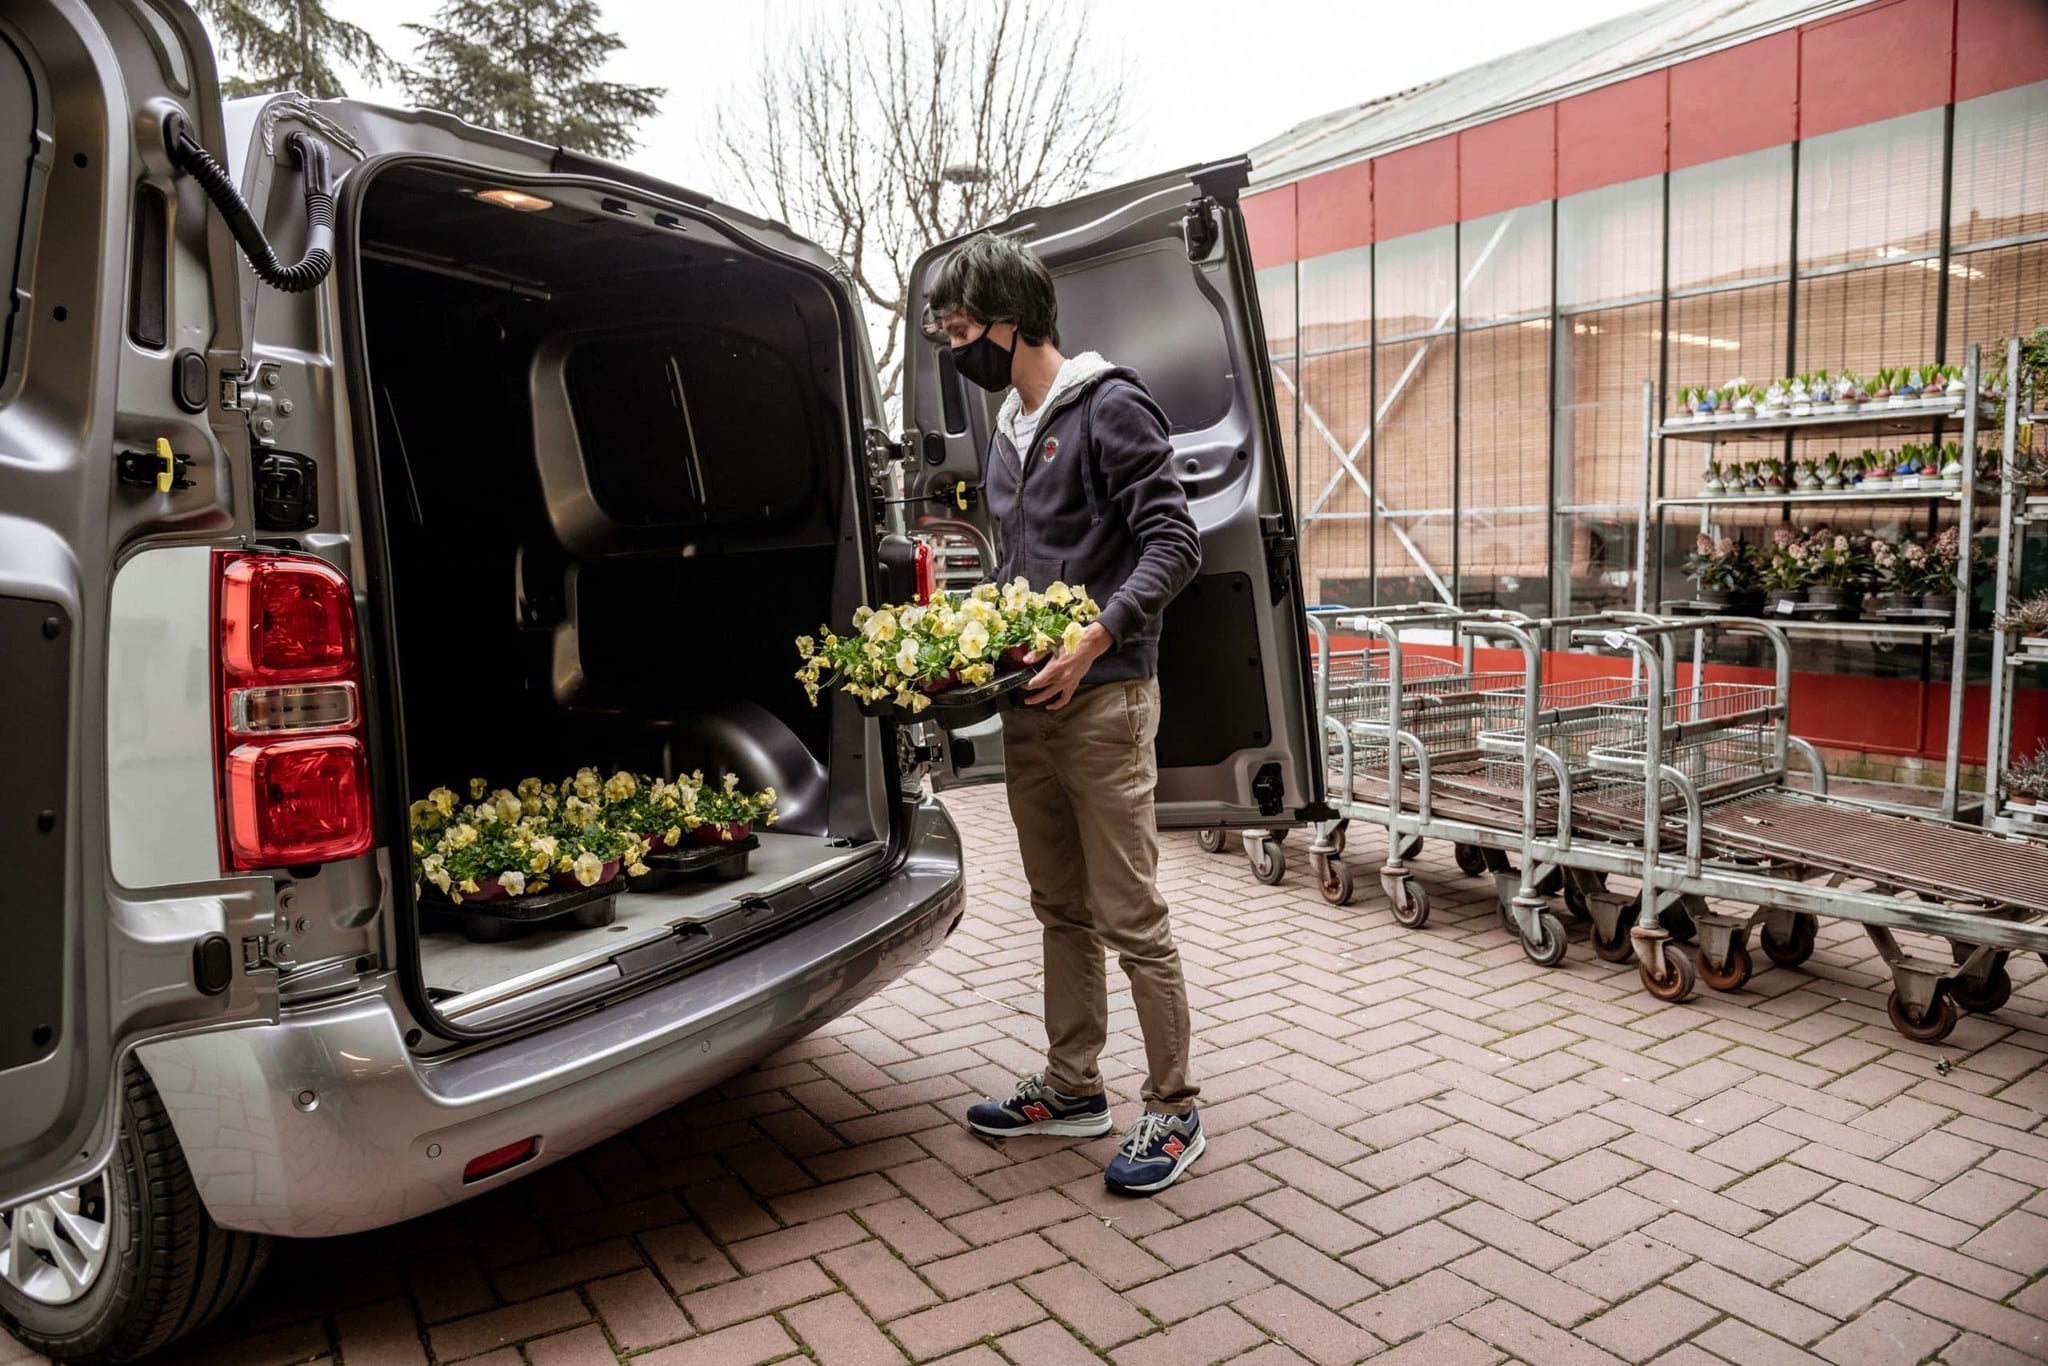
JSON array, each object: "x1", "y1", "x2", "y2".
[{"x1": 713, "y1": 0, "x2": 1129, "y2": 409}]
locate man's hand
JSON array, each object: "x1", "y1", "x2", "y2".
[{"x1": 1024, "y1": 622, "x2": 1113, "y2": 711}]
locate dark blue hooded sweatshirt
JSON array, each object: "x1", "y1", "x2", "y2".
[{"x1": 985, "y1": 351, "x2": 1203, "y2": 684}]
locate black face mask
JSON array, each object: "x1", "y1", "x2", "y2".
[{"x1": 951, "y1": 327, "x2": 1015, "y2": 392}]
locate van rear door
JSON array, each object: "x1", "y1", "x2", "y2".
[
  {"x1": 903, "y1": 160, "x2": 1324, "y2": 829},
  {"x1": 0, "y1": 0, "x2": 275, "y2": 1210}
]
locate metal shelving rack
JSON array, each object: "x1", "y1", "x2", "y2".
[
  {"x1": 1981, "y1": 337, "x2": 2044, "y2": 836},
  {"x1": 1634, "y1": 342, "x2": 2005, "y2": 820}
]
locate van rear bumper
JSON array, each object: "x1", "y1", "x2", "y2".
[{"x1": 138, "y1": 799, "x2": 965, "y2": 1238}]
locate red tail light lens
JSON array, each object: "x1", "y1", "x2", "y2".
[
  {"x1": 219, "y1": 553, "x2": 357, "y2": 681},
  {"x1": 914, "y1": 539, "x2": 935, "y2": 605},
  {"x1": 215, "y1": 551, "x2": 373, "y2": 871},
  {"x1": 223, "y1": 737, "x2": 374, "y2": 866}
]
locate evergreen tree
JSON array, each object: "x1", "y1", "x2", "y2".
[
  {"x1": 197, "y1": 0, "x2": 396, "y2": 100},
  {"x1": 404, "y1": 0, "x2": 664, "y2": 159}
]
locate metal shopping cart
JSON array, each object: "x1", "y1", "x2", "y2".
[{"x1": 1578, "y1": 617, "x2": 2048, "y2": 1042}]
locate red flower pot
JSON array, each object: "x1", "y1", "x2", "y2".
[
  {"x1": 641, "y1": 831, "x2": 675, "y2": 853},
  {"x1": 458, "y1": 876, "x2": 511, "y2": 903},
  {"x1": 1004, "y1": 645, "x2": 1036, "y2": 667},
  {"x1": 694, "y1": 822, "x2": 752, "y2": 845},
  {"x1": 920, "y1": 674, "x2": 959, "y2": 695}
]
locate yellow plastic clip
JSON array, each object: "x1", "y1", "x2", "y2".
[
  {"x1": 955, "y1": 480, "x2": 968, "y2": 511},
  {"x1": 154, "y1": 437, "x2": 176, "y2": 493}
]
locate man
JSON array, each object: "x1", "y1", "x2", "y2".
[{"x1": 923, "y1": 233, "x2": 1205, "y2": 1195}]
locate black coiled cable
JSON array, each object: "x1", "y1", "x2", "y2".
[{"x1": 164, "y1": 112, "x2": 334, "y2": 294}]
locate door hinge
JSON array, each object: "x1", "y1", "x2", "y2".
[
  {"x1": 1260, "y1": 514, "x2": 1298, "y2": 602},
  {"x1": 242, "y1": 934, "x2": 288, "y2": 972},
  {"x1": 220, "y1": 360, "x2": 292, "y2": 447}
]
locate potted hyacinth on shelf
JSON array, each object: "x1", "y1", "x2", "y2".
[
  {"x1": 1787, "y1": 373, "x2": 1815, "y2": 418},
  {"x1": 1821, "y1": 452, "x2": 1847, "y2": 491},
  {"x1": 1860, "y1": 448, "x2": 1897, "y2": 490},
  {"x1": 1761, "y1": 527, "x2": 1811, "y2": 613},
  {"x1": 1684, "y1": 534, "x2": 1762, "y2": 614},
  {"x1": 1795, "y1": 457, "x2": 1822, "y2": 492},
  {"x1": 1830, "y1": 371, "x2": 1861, "y2": 413},
  {"x1": 1732, "y1": 382, "x2": 1759, "y2": 422},
  {"x1": 2004, "y1": 744, "x2": 2048, "y2": 811},
  {"x1": 1699, "y1": 459, "x2": 1726, "y2": 497},
  {"x1": 1760, "y1": 378, "x2": 1790, "y2": 420},
  {"x1": 1759, "y1": 457, "x2": 1788, "y2": 497},
  {"x1": 1804, "y1": 527, "x2": 1872, "y2": 619},
  {"x1": 1994, "y1": 591, "x2": 2048, "y2": 655},
  {"x1": 1871, "y1": 368, "x2": 1897, "y2": 407}
]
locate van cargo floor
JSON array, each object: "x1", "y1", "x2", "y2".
[{"x1": 420, "y1": 831, "x2": 879, "y2": 1007}]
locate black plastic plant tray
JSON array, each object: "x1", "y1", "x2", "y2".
[
  {"x1": 636, "y1": 833, "x2": 757, "y2": 886},
  {"x1": 420, "y1": 881, "x2": 618, "y2": 944},
  {"x1": 857, "y1": 668, "x2": 1032, "y2": 726}
]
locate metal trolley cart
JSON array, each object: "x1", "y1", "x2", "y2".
[
  {"x1": 1306, "y1": 606, "x2": 1660, "y2": 966},
  {"x1": 1580, "y1": 617, "x2": 2048, "y2": 1043}
]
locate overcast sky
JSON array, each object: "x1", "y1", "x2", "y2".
[{"x1": 271, "y1": 0, "x2": 1654, "y2": 207}]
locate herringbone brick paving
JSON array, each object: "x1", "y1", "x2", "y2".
[{"x1": 12, "y1": 788, "x2": 2047, "y2": 1365}]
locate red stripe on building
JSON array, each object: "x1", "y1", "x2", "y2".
[
  {"x1": 1955, "y1": 0, "x2": 2048, "y2": 102},
  {"x1": 1296, "y1": 158, "x2": 1373, "y2": 259},
  {"x1": 1556, "y1": 68, "x2": 1668, "y2": 197},
  {"x1": 1242, "y1": 185, "x2": 1298, "y2": 269},
  {"x1": 1669, "y1": 30, "x2": 1799, "y2": 169},
  {"x1": 1371, "y1": 136, "x2": 1459, "y2": 241},
  {"x1": 1799, "y1": 0, "x2": 1955, "y2": 140},
  {"x1": 1459, "y1": 105, "x2": 1557, "y2": 220}
]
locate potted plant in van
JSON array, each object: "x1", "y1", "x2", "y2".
[
  {"x1": 1685, "y1": 534, "x2": 1761, "y2": 614},
  {"x1": 690, "y1": 771, "x2": 780, "y2": 845},
  {"x1": 1761, "y1": 526, "x2": 1811, "y2": 612},
  {"x1": 1804, "y1": 527, "x2": 1872, "y2": 619}
]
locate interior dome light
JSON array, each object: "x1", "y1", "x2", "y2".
[{"x1": 476, "y1": 188, "x2": 553, "y2": 212}]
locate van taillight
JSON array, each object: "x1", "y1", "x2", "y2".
[
  {"x1": 914, "y1": 539, "x2": 934, "y2": 605},
  {"x1": 214, "y1": 551, "x2": 373, "y2": 871}
]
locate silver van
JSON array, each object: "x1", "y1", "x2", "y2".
[{"x1": 0, "y1": 2, "x2": 1321, "y2": 1359}]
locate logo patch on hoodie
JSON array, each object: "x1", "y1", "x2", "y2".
[{"x1": 1042, "y1": 436, "x2": 1059, "y2": 462}]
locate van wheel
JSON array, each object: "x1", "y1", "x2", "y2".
[{"x1": 0, "y1": 1058, "x2": 272, "y2": 1363}]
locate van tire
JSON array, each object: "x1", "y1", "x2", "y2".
[{"x1": 0, "y1": 1057, "x2": 272, "y2": 1364}]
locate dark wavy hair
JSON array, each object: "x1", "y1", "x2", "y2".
[{"x1": 924, "y1": 232, "x2": 1060, "y2": 347}]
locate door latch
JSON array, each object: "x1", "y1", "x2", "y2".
[
  {"x1": 117, "y1": 437, "x2": 193, "y2": 493},
  {"x1": 1182, "y1": 197, "x2": 1220, "y2": 262}
]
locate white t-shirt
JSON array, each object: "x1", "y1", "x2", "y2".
[{"x1": 1011, "y1": 402, "x2": 1043, "y2": 459}]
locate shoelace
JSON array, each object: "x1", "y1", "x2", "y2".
[
  {"x1": 1009, "y1": 1073, "x2": 1049, "y2": 1105},
  {"x1": 1118, "y1": 1111, "x2": 1173, "y2": 1158}
]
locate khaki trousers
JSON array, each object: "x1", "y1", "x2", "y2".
[{"x1": 1001, "y1": 677, "x2": 1197, "y2": 1116}]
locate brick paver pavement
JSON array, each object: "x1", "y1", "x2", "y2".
[{"x1": 12, "y1": 788, "x2": 2047, "y2": 1365}]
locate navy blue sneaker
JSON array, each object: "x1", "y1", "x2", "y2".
[
  {"x1": 966, "y1": 1074, "x2": 1112, "y2": 1138},
  {"x1": 1104, "y1": 1107, "x2": 1205, "y2": 1194}
]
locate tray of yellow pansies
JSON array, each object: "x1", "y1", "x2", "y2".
[
  {"x1": 794, "y1": 578, "x2": 1100, "y2": 726},
  {"x1": 409, "y1": 769, "x2": 778, "y2": 942}
]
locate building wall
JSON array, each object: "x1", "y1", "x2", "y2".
[{"x1": 1245, "y1": 0, "x2": 2048, "y2": 768}]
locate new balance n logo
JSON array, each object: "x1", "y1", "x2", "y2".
[{"x1": 1021, "y1": 1101, "x2": 1054, "y2": 1123}]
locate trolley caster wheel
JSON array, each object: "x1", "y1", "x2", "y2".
[
  {"x1": 1698, "y1": 940, "x2": 1754, "y2": 993},
  {"x1": 1591, "y1": 903, "x2": 1640, "y2": 964},
  {"x1": 1521, "y1": 910, "x2": 1569, "y2": 968},
  {"x1": 1318, "y1": 857, "x2": 1357, "y2": 906},
  {"x1": 1659, "y1": 905, "x2": 1698, "y2": 944},
  {"x1": 1453, "y1": 842, "x2": 1486, "y2": 878},
  {"x1": 1563, "y1": 886, "x2": 1593, "y2": 922},
  {"x1": 1950, "y1": 966, "x2": 2013, "y2": 1015},
  {"x1": 1197, "y1": 828, "x2": 1226, "y2": 854},
  {"x1": 1271, "y1": 827, "x2": 1292, "y2": 843},
  {"x1": 1395, "y1": 835, "x2": 1423, "y2": 862},
  {"x1": 1760, "y1": 913, "x2": 1818, "y2": 969},
  {"x1": 1249, "y1": 838, "x2": 1287, "y2": 886},
  {"x1": 1640, "y1": 945, "x2": 1697, "y2": 1003},
  {"x1": 1389, "y1": 881, "x2": 1431, "y2": 929},
  {"x1": 1329, "y1": 824, "x2": 1349, "y2": 857},
  {"x1": 1534, "y1": 868, "x2": 1564, "y2": 897},
  {"x1": 1887, "y1": 989, "x2": 1960, "y2": 1044}
]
